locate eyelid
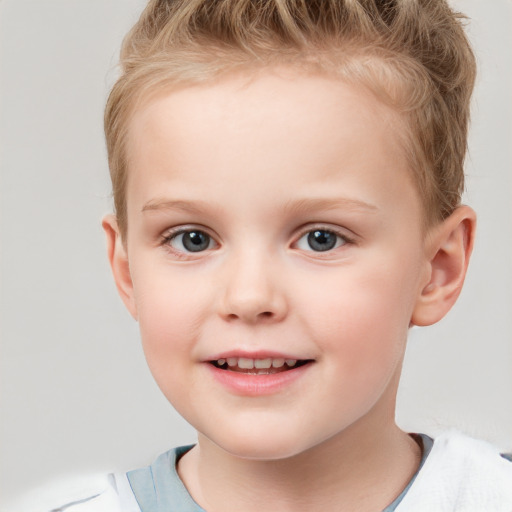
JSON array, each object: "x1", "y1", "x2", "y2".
[
  {"x1": 293, "y1": 224, "x2": 355, "y2": 243},
  {"x1": 292, "y1": 224, "x2": 356, "y2": 253},
  {"x1": 158, "y1": 223, "x2": 355, "y2": 258},
  {"x1": 160, "y1": 225, "x2": 220, "y2": 257}
]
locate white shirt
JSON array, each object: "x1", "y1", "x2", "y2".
[{"x1": 11, "y1": 430, "x2": 512, "y2": 512}]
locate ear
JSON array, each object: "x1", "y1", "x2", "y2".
[
  {"x1": 102, "y1": 215, "x2": 138, "y2": 320},
  {"x1": 411, "y1": 206, "x2": 476, "y2": 327}
]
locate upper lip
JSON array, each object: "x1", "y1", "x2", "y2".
[{"x1": 204, "y1": 350, "x2": 312, "y2": 362}]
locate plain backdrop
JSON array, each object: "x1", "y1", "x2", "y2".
[{"x1": 1, "y1": 0, "x2": 511, "y2": 509}]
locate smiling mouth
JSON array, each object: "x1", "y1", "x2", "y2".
[{"x1": 210, "y1": 357, "x2": 312, "y2": 375}]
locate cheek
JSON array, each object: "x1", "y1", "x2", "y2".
[
  {"x1": 131, "y1": 267, "x2": 210, "y2": 386},
  {"x1": 297, "y1": 259, "x2": 418, "y2": 374},
  {"x1": 299, "y1": 280, "x2": 410, "y2": 420}
]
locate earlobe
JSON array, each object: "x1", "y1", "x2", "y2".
[
  {"x1": 102, "y1": 215, "x2": 138, "y2": 320},
  {"x1": 411, "y1": 206, "x2": 476, "y2": 327}
]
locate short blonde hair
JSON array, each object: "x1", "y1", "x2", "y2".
[{"x1": 105, "y1": 0, "x2": 476, "y2": 237}]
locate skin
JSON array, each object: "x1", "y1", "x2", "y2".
[{"x1": 103, "y1": 68, "x2": 476, "y2": 512}]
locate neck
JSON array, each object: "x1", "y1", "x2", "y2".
[{"x1": 178, "y1": 416, "x2": 421, "y2": 512}]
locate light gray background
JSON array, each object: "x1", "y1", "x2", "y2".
[{"x1": 1, "y1": 0, "x2": 511, "y2": 509}]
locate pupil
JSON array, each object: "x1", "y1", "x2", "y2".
[
  {"x1": 183, "y1": 231, "x2": 210, "y2": 252},
  {"x1": 307, "y1": 230, "x2": 336, "y2": 252}
]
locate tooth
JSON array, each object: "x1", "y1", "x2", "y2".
[
  {"x1": 272, "y1": 358, "x2": 285, "y2": 368},
  {"x1": 217, "y1": 358, "x2": 226, "y2": 366},
  {"x1": 227, "y1": 358, "x2": 237, "y2": 367},
  {"x1": 285, "y1": 359, "x2": 297, "y2": 367},
  {"x1": 238, "y1": 358, "x2": 254, "y2": 369},
  {"x1": 254, "y1": 358, "x2": 272, "y2": 369}
]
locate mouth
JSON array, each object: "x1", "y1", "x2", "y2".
[{"x1": 209, "y1": 357, "x2": 313, "y2": 375}]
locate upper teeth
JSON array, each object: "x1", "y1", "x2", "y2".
[{"x1": 218, "y1": 357, "x2": 298, "y2": 369}]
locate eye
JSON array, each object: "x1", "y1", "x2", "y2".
[
  {"x1": 166, "y1": 229, "x2": 215, "y2": 253},
  {"x1": 295, "y1": 229, "x2": 347, "y2": 252}
]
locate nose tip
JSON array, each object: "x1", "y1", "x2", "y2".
[{"x1": 219, "y1": 262, "x2": 288, "y2": 323}]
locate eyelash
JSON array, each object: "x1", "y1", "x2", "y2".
[
  {"x1": 160, "y1": 225, "x2": 355, "y2": 257},
  {"x1": 293, "y1": 226, "x2": 355, "y2": 253},
  {"x1": 160, "y1": 227, "x2": 217, "y2": 259}
]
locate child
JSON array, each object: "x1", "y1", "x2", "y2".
[{"x1": 57, "y1": 0, "x2": 512, "y2": 510}]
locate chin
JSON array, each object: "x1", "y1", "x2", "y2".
[
  {"x1": 202, "y1": 424, "x2": 323, "y2": 461},
  {"x1": 219, "y1": 440, "x2": 306, "y2": 461}
]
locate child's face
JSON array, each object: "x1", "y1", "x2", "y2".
[{"x1": 119, "y1": 69, "x2": 431, "y2": 459}]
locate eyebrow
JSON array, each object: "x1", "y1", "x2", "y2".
[
  {"x1": 282, "y1": 197, "x2": 379, "y2": 216},
  {"x1": 141, "y1": 199, "x2": 215, "y2": 214},
  {"x1": 141, "y1": 197, "x2": 379, "y2": 215}
]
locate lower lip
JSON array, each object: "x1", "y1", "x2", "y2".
[{"x1": 205, "y1": 362, "x2": 312, "y2": 396}]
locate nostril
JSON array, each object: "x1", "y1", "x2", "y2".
[
  {"x1": 221, "y1": 292, "x2": 287, "y2": 322},
  {"x1": 226, "y1": 311, "x2": 273, "y2": 322}
]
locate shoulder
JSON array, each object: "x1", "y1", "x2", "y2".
[
  {"x1": 9, "y1": 473, "x2": 140, "y2": 512},
  {"x1": 52, "y1": 474, "x2": 141, "y2": 512},
  {"x1": 397, "y1": 430, "x2": 512, "y2": 512},
  {"x1": 13, "y1": 446, "x2": 194, "y2": 512}
]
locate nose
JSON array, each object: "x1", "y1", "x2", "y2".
[{"x1": 218, "y1": 251, "x2": 288, "y2": 324}]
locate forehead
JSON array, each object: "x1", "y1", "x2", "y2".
[
  {"x1": 128, "y1": 68, "x2": 404, "y2": 160},
  {"x1": 125, "y1": 68, "x2": 420, "y2": 225}
]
